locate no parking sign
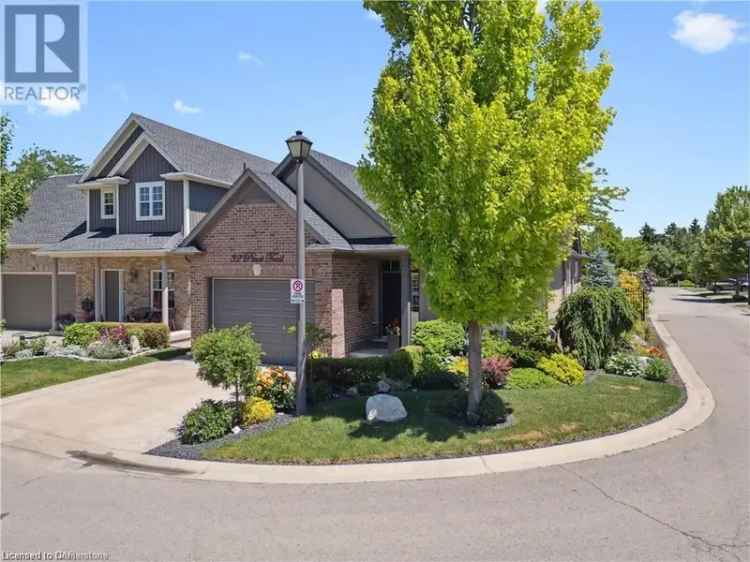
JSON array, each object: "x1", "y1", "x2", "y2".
[{"x1": 290, "y1": 278, "x2": 305, "y2": 304}]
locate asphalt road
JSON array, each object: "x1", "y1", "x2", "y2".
[{"x1": 2, "y1": 288, "x2": 748, "y2": 562}]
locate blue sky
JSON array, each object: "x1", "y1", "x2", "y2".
[{"x1": 4, "y1": 1, "x2": 749, "y2": 236}]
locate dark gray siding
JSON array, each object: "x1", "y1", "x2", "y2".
[
  {"x1": 119, "y1": 145, "x2": 182, "y2": 234},
  {"x1": 189, "y1": 181, "x2": 226, "y2": 230},
  {"x1": 97, "y1": 126, "x2": 143, "y2": 178},
  {"x1": 89, "y1": 189, "x2": 116, "y2": 231},
  {"x1": 283, "y1": 163, "x2": 390, "y2": 239},
  {"x1": 1, "y1": 274, "x2": 75, "y2": 330}
]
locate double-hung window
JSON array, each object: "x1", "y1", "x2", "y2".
[
  {"x1": 136, "y1": 181, "x2": 165, "y2": 221},
  {"x1": 151, "y1": 270, "x2": 175, "y2": 310},
  {"x1": 101, "y1": 188, "x2": 115, "y2": 219}
]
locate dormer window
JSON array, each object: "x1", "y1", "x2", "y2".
[
  {"x1": 101, "y1": 188, "x2": 115, "y2": 219},
  {"x1": 136, "y1": 181, "x2": 165, "y2": 221}
]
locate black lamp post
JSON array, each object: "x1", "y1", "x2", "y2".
[{"x1": 286, "y1": 130, "x2": 313, "y2": 415}]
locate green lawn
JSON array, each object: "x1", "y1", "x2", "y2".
[
  {"x1": 0, "y1": 348, "x2": 187, "y2": 397},
  {"x1": 204, "y1": 375, "x2": 684, "y2": 464}
]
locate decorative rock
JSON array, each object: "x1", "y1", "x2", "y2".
[
  {"x1": 376, "y1": 380, "x2": 391, "y2": 394},
  {"x1": 346, "y1": 386, "x2": 359, "y2": 397},
  {"x1": 365, "y1": 394, "x2": 407, "y2": 423},
  {"x1": 15, "y1": 349, "x2": 33, "y2": 359},
  {"x1": 130, "y1": 335, "x2": 142, "y2": 354}
]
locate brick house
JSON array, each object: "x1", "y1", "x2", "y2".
[{"x1": 1, "y1": 113, "x2": 581, "y2": 364}]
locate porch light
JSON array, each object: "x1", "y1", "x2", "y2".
[{"x1": 286, "y1": 130, "x2": 313, "y2": 161}]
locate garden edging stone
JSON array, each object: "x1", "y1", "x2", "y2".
[{"x1": 1, "y1": 310, "x2": 714, "y2": 484}]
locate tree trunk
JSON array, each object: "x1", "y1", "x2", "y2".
[{"x1": 466, "y1": 320, "x2": 483, "y2": 424}]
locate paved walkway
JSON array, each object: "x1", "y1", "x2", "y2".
[{"x1": 2, "y1": 288, "x2": 748, "y2": 561}]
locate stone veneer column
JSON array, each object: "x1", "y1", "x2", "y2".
[
  {"x1": 50, "y1": 257, "x2": 58, "y2": 332},
  {"x1": 400, "y1": 254, "x2": 412, "y2": 346}
]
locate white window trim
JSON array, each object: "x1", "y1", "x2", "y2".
[
  {"x1": 136, "y1": 181, "x2": 166, "y2": 221},
  {"x1": 100, "y1": 188, "x2": 115, "y2": 219},
  {"x1": 150, "y1": 270, "x2": 176, "y2": 309}
]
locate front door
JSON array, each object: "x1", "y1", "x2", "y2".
[
  {"x1": 381, "y1": 260, "x2": 401, "y2": 335},
  {"x1": 104, "y1": 270, "x2": 120, "y2": 321}
]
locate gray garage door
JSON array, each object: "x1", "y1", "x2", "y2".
[
  {"x1": 2, "y1": 274, "x2": 75, "y2": 330},
  {"x1": 212, "y1": 279, "x2": 316, "y2": 365}
]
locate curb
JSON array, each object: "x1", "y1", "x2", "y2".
[{"x1": 2, "y1": 312, "x2": 715, "y2": 484}]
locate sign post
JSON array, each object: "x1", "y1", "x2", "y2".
[{"x1": 290, "y1": 278, "x2": 305, "y2": 304}]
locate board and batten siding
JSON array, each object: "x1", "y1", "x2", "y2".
[
  {"x1": 89, "y1": 189, "x2": 116, "y2": 231},
  {"x1": 97, "y1": 126, "x2": 143, "y2": 178},
  {"x1": 189, "y1": 181, "x2": 226, "y2": 229},
  {"x1": 118, "y1": 144, "x2": 183, "y2": 234}
]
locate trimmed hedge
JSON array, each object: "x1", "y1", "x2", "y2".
[
  {"x1": 505, "y1": 368, "x2": 561, "y2": 390},
  {"x1": 537, "y1": 353, "x2": 585, "y2": 386},
  {"x1": 63, "y1": 322, "x2": 169, "y2": 349},
  {"x1": 308, "y1": 346, "x2": 422, "y2": 389}
]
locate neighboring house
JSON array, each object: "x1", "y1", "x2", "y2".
[{"x1": 1, "y1": 113, "x2": 582, "y2": 364}]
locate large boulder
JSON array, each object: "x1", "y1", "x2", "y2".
[{"x1": 365, "y1": 394, "x2": 407, "y2": 423}]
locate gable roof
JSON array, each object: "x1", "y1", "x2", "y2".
[
  {"x1": 7, "y1": 174, "x2": 85, "y2": 246},
  {"x1": 36, "y1": 230, "x2": 185, "y2": 255},
  {"x1": 182, "y1": 168, "x2": 351, "y2": 251}
]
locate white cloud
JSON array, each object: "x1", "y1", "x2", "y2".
[
  {"x1": 173, "y1": 99, "x2": 201, "y2": 114},
  {"x1": 237, "y1": 51, "x2": 263, "y2": 66},
  {"x1": 671, "y1": 10, "x2": 745, "y2": 54},
  {"x1": 366, "y1": 10, "x2": 381, "y2": 22},
  {"x1": 40, "y1": 96, "x2": 80, "y2": 117}
]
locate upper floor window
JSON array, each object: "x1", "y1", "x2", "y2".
[
  {"x1": 101, "y1": 188, "x2": 115, "y2": 219},
  {"x1": 136, "y1": 181, "x2": 165, "y2": 221}
]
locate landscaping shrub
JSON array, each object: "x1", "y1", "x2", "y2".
[
  {"x1": 481, "y1": 356, "x2": 513, "y2": 388},
  {"x1": 505, "y1": 368, "x2": 561, "y2": 390},
  {"x1": 179, "y1": 400, "x2": 235, "y2": 444},
  {"x1": 478, "y1": 391, "x2": 507, "y2": 425},
  {"x1": 644, "y1": 358, "x2": 671, "y2": 382},
  {"x1": 357, "y1": 381, "x2": 378, "y2": 395},
  {"x1": 412, "y1": 319, "x2": 465, "y2": 357},
  {"x1": 29, "y1": 337, "x2": 46, "y2": 356},
  {"x1": 63, "y1": 322, "x2": 169, "y2": 349},
  {"x1": 482, "y1": 331, "x2": 512, "y2": 358},
  {"x1": 243, "y1": 397, "x2": 275, "y2": 425},
  {"x1": 308, "y1": 351, "x2": 417, "y2": 389},
  {"x1": 431, "y1": 390, "x2": 507, "y2": 426},
  {"x1": 507, "y1": 345, "x2": 542, "y2": 368},
  {"x1": 555, "y1": 287, "x2": 636, "y2": 369},
  {"x1": 193, "y1": 325, "x2": 263, "y2": 412},
  {"x1": 537, "y1": 353, "x2": 585, "y2": 385},
  {"x1": 2, "y1": 340, "x2": 25, "y2": 359},
  {"x1": 254, "y1": 366, "x2": 295, "y2": 411},
  {"x1": 309, "y1": 380, "x2": 333, "y2": 404},
  {"x1": 448, "y1": 356, "x2": 468, "y2": 376},
  {"x1": 605, "y1": 352, "x2": 644, "y2": 378},
  {"x1": 87, "y1": 341, "x2": 128, "y2": 359},
  {"x1": 508, "y1": 310, "x2": 557, "y2": 354},
  {"x1": 63, "y1": 323, "x2": 100, "y2": 347},
  {"x1": 392, "y1": 345, "x2": 424, "y2": 380},
  {"x1": 414, "y1": 371, "x2": 464, "y2": 390}
]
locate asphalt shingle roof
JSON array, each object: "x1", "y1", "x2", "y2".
[
  {"x1": 41, "y1": 231, "x2": 184, "y2": 253},
  {"x1": 310, "y1": 150, "x2": 380, "y2": 214},
  {"x1": 133, "y1": 113, "x2": 278, "y2": 183},
  {"x1": 8, "y1": 174, "x2": 85, "y2": 246}
]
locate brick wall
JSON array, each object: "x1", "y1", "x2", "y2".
[{"x1": 189, "y1": 182, "x2": 378, "y2": 356}]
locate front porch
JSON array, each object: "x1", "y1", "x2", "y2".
[{"x1": 40, "y1": 253, "x2": 191, "y2": 332}]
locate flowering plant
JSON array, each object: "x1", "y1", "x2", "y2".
[
  {"x1": 385, "y1": 320, "x2": 400, "y2": 337},
  {"x1": 254, "y1": 366, "x2": 295, "y2": 411}
]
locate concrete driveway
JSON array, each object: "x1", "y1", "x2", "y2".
[
  {"x1": 2, "y1": 288, "x2": 748, "y2": 561},
  {"x1": 2, "y1": 355, "x2": 230, "y2": 453}
]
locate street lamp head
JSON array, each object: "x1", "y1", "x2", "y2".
[{"x1": 286, "y1": 130, "x2": 313, "y2": 162}]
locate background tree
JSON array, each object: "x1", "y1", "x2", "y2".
[
  {"x1": 703, "y1": 185, "x2": 750, "y2": 294},
  {"x1": 0, "y1": 116, "x2": 86, "y2": 259},
  {"x1": 639, "y1": 222, "x2": 657, "y2": 245},
  {"x1": 359, "y1": 0, "x2": 614, "y2": 420},
  {"x1": 688, "y1": 218, "x2": 702, "y2": 237},
  {"x1": 617, "y1": 237, "x2": 649, "y2": 271},
  {"x1": 582, "y1": 248, "x2": 617, "y2": 288}
]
